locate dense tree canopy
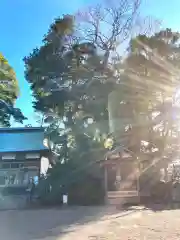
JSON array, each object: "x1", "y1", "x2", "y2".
[
  {"x1": 107, "y1": 28, "x2": 180, "y2": 193},
  {"x1": 0, "y1": 53, "x2": 27, "y2": 126},
  {"x1": 24, "y1": 1, "x2": 180, "y2": 203},
  {"x1": 117, "y1": 29, "x2": 180, "y2": 156},
  {"x1": 24, "y1": 0, "x2": 143, "y2": 204},
  {"x1": 24, "y1": 1, "x2": 142, "y2": 150},
  {"x1": 23, "y1": 14, "x2": 117, "y2": 154}
]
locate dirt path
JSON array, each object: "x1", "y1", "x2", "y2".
[{"x1": 1, "y1": 206, "x2": 180, "y2": 240}]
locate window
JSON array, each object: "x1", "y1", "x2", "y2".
[
  {"x1": 0, "y1": 169, "x2": 39, "y2": 187},
  {"x1": 11, "y1": 163, "x2": 23, "y2": 169},
  {"x1": 0, "y1": 175, "x2": 5, "y2": 185},
  {"x1": 1, "y1": 163, "x2": 24, "y2": 169},
  {"x1": 2, "y1": 163, "x2": 11, "y2": 169}
]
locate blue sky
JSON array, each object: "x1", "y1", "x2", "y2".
[{"x1": 1, "y1": 0, "x2": 180, "y2": 126}]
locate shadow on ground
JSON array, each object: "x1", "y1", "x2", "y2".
[
  {"x1": 121, "y1": 201, "x2": 180, "y2": 213},
  {"x1": 0, "y1": 205, "x2": 135, "y2": 240},
  {"x1": 2, "y1": 203, "x2": 180, "y2": 240},
  {"x1": 142, "y1": 202, "x2": 180, "y2": 212}
]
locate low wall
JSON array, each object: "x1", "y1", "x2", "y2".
[
  {"x1": 0, "y1": 195, "x2": 27, "y2": 210},
  {"x1": 0, "y1": 187, "x2": 31, "y2": 209}
]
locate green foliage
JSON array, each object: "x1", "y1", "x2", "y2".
[
  {"x1": 25, "y1": 7, "x2": 180, "y2": 204},
  {"x1": 0, "y1": 53, "x2": 27, "y2": 126},
  {"x1": 38, "y1": 135, "x2": 105, "y2": 205},
  {"x1": 23, "y1": 14, "x2": 114, "y2": 190},
  {"x1": 24, "y1": 14, "x2": 114, "y2": 132},
  {"x1": 110, "y1": 28, "x2": 180, "y2": 172},
  {"x1": 24, "y1": 11, "x2": 109, "y2": 202}
]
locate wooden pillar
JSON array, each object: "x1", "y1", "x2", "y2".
[
  {"x1": 137, "y1": 166, "x2": 140, "y2": 202},
  {"x1": 116, "y1": 164, "x2": 121, "y2": 180},
  {"x1": 104, "y1": 165, "x2": 108, "y2": 204},
  {"x1": 39, "y1": 155, "x2": 42, "y2": 179}
]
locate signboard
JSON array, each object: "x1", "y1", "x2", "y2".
[
  {"x1": 25, "y1": 153, "x2": 40, "y2": 159},
  {"x1": 63, "y1": 194, "x2": 68, "y2": 204},
  {"x1": 2, "y1": 154, "x2": 16, "y2": 160}
]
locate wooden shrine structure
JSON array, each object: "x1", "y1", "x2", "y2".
[{"x1": 101, "y1": 146, "x2": 140, "y2": 205}]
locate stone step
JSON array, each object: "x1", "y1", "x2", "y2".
[{"x1": 107, "y1": 191, "x2": 140, "y2": 205}]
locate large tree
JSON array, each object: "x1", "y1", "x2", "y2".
[
  {"x1": 24, "y1": 0, "x2": 143, "y2": 204},
  {"x1": 24, "y1": 14, "x2": 113, "y2": 153},
  {"x1": 108, "y1": 28, "x2": 180, "y2": 191},
  {"x1": 0, "y1": 53, "x2": 27, "y2": 126},
  {"x1": 24, "y1": 15, "x2": 109, "y2": 204},
  {"x1": 24, "y1": 0, "x2": 142, "y2": 147},
  {"x1": 124, "y1": 29, "x2": 180, "y2": 156}
]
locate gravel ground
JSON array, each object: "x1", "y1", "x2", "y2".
[{"x1": 1, "y1": 205, "x2": 180, "y2": 240}]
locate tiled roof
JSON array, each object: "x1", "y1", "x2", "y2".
[{"x1": 0, "y1": 127, "x2": 49, "y2": 153}]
